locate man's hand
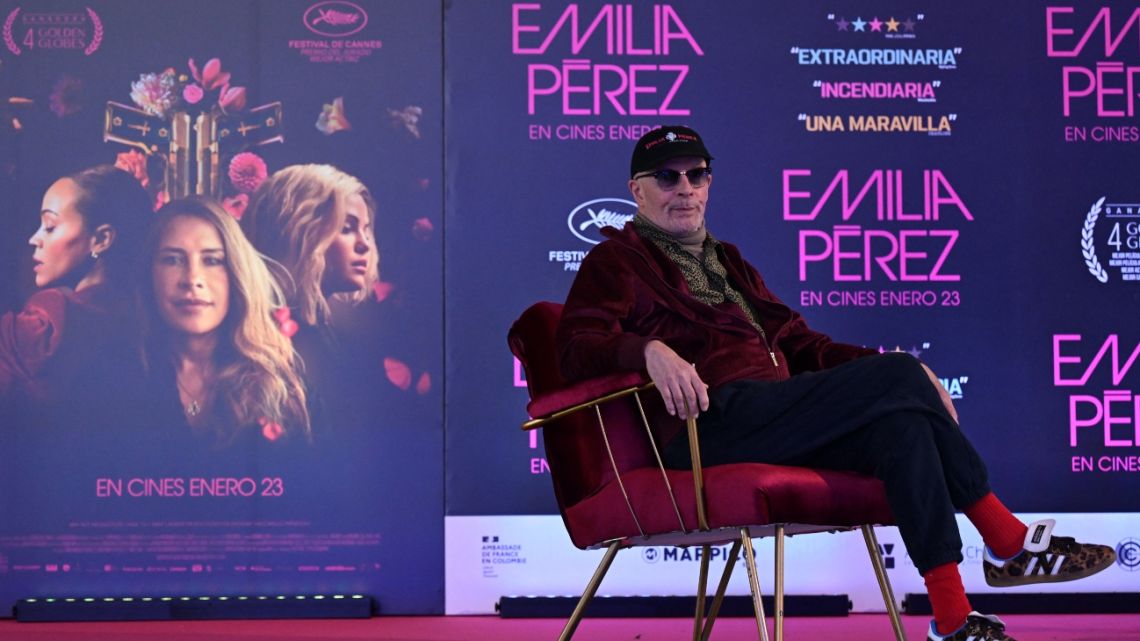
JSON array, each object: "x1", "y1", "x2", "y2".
[
  {"x1": 644, "y1": 340, "x2": 709, "y2": 420},
  {"x1": 920, "y1": 362, "x2": 958, "y2": 424}
]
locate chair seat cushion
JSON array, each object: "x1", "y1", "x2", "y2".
[{"x1": 562, "y1": 462, "x2": 893, "y2": 549}]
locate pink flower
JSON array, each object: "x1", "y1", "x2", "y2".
[
  {"x1": 219, "y1": 85, "x2": 247, "y2": 113},
  {"x1": 272, "y1": 307, "x2": 299, "y2": 338},
  {"x1": 188, "y1": 58, "x2": 230, "y2": 92},
  {"x1": 411, "y1": 217, "x2": 433, "y2": 241},
  {"x1": 372, "y1": 281, "x2": 394, "y2": 302},
  {"x1": 114, "y1": 150, "x2": 150, "y2": 189},
  {"x1": 228, "y1": 152, "x2": 268, "y2": 194},
  {"x1": 384, "y1": 357, "x2": 412, "y2": 391},
  {"x1": 316, "y1": 97, "x2": 351, "y2": 135},
  {"x1": 49, "y1": 74, "x2": 84, "y2": 117},
  {"x1": 258, "y1": 416, "x2": 284, "y2": 441},
  {"x1": 182, "y1": 83, "x2": 204, "y2": 105},
  {"x1": 222, "y1": 193, "x2": 249, "y2": 220},
  {"x1": 130, "y1": 70, "x2": 178, "y2": 117},
  {"x1": 415, "y1": 372, "x2": 431, "y2": 395}
]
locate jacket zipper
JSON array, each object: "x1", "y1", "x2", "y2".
[{"x1": 757, "y1": 325, "x2": 779, "y2": 368}]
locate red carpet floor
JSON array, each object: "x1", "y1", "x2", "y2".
[{"x1": 1, "y1": 614, "x2": 1139, "y2": 640}]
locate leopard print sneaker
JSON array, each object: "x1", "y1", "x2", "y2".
[
  {"x1": 927, "y1": 612, "x2": 1017, "y2": 641},
  {"x1": 984, "y1": 519, "x2": 1117, "y2": 587}
]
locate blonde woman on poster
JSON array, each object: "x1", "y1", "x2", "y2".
[
  {"x1": 241, "y1": 164, "x2": 379, "y2": 327},
  {"x1": 241, "y1": 164, "x2": 380, "y2": 430},
  {"x1": 137, "y1": 197, "x2": 309, "y2": 447},
  {"x1": 0, "y1": 165, "x2": 151, "y2": 411}
]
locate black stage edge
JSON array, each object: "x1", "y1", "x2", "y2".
[
  {"x1": 903, "y1": 593, "x2": 1140, "y2": 615},
  {"x1": 498, "y1": 595, "x2": 851, "y2": 618},
  {"x1": 13, "y1": 594, "x2": 375, "y2": 622}
]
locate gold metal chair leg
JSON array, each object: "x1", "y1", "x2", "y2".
[
  {"x1": 862, "y1": 525, "x2": 906, "y2": 641},
  {"x1": 693, "y1": 544, "x2": 711, "y2": 641},
  {"x1": 700, "y1": 540, "x2": 741, "y2": 641},
  {"x1": 774, "y1": 524, "x2": 785, "y2": 641},
  {"x1": 558, "y1": 541, "x2": 621, "y2": 641},
  {"x1": 740, "y1": 528, "x2": 770, "y2": 641}
]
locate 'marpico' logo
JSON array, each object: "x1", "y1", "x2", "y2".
[
  {"x1": 304, "y1": 1, "x2": 368, "y2": 37},
  {"x1": 568, "y1": 198, "x2": 636, "y2": 245},
  {"x1": 641, "y1": 545, "x2": 737, "y2": 563}
]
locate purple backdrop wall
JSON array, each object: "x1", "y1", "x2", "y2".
[{"x1": 444, "y1": 1, "x2": 1140, "y2": 516}]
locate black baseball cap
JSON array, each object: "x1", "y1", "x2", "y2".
[{"x1": 629, "y1": 125, "x2": 713, "y2": 178}]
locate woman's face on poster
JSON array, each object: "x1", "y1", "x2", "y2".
[
  {"x1": 321, "y1": 192, "x2": 373, "y2": 295},
  {"x1": 29, "y1": 179, "x2": 93, "y2": 288},
  {"x1": 152, "y1": 215, "x2": 230, "y2": 337}
]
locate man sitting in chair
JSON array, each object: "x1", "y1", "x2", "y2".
[{"x1": 556, "y1": 125, "x2": 1116, "y2": 641}]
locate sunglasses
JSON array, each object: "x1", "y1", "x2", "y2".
[{"x1": 633, "y1": 166, "x2": 712, "y2": 189}]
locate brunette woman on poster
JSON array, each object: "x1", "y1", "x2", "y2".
[
  {"x1": 0, "y1": 166, "x2": 151, "y2": 416},
  {"x1": 241, "y1": 165, "x2": 379, "y2": 432},
  {"x1": 135, "y1": 197, "x2": 309, "y2": 448}
]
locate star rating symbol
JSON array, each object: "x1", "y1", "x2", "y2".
[
  {"x1": 835, "y1": 17, "x2": 850, "y2": 31},
  {"x1": 902, "y1": 17, "x2": 916, "y2": 32},
  {"x1": 869, "y1": 17, "x2": 883, "y2": 32},
  {"x1": 852, "y1": 17, "x2": 867, "y2": 32},
  {"x1": 876, "y1": 345, "x2": 926, "y2": 358},
  {"x1": 886, "y1": 17, "x2": 900, "y2": 32}
]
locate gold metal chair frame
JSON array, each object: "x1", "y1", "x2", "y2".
[{"x1": 523, "y1": 382, "x2": 907, "y2": 641}]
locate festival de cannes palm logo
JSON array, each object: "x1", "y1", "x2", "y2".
[
  {"x1": 304, "y1": 1, "x2": 368, "y2": 38},
  {"x1": 567, "y1": 198, "x2": 636, "y2": 245}
]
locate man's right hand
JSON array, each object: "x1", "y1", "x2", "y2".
[{"x1": 644, "y1": 340, "x2": 709, "y2": 420}]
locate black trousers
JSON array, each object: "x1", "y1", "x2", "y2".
[{"x1": 663, "y1": 352, "x2": 991, "y2": 575}]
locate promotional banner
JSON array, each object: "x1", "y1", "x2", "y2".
[
  {"x1": 0, "y1": 0, "x2": 443, "y2": 614},
  {"x1": 445, "y1": 514, "x2": 1135, "y2": 614},
  {"x1": 443, "y1": 1, "x2": 1140, "y2": 613}
]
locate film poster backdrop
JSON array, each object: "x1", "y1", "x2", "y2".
[
  {"x1": 443, "y1": 1, "x2": 1140, "y2": 612},
  {"x1": 0, "y1": 0, "x2": 443, "y2": 613},
  {"x1": 0, "y1": 0, "x2": 1139, "y2": 618}
]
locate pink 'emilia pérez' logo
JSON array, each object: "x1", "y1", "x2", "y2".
[{"x1": 304, "y1": 1, "x2": 368, "y2": 37}]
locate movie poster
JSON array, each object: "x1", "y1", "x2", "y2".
[{"x1": 0, "y1": 0, "x2": 443, "y2": 613}]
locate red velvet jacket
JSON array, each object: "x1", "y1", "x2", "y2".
[
  {"x1": 0, "y1": 284, "x2": 125, "y2": 404},
  {"x1": 557, "y1": 224, "x2": 877, "y2": 389}
]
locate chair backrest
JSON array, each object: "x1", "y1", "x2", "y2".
[{"x1": 508, "y1": 302, "x2": 675, "y2": 512}]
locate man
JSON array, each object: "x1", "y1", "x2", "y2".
[{"x1": 556, "y1": 125, "x2": 1116, "y2": 641}]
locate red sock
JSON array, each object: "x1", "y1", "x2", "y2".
[
  {"x1": 964, "y1": 492, "x2": 1028, "y2": 559},
  {"x1": 924, "y1": 562, "x2": 971, "y2": 636}
]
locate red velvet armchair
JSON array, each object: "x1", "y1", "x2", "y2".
[{"x1": 508, "y1": 302, "x2": 908, "y2": 641}]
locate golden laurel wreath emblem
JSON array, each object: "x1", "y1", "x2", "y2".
[
  {"x1": 1082, "y1": 196, "x2": 1108, "y2": 284},
  {"x1": 2, "y1": 7, "x2": 103, "y2": 56}
]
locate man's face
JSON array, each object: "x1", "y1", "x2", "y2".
[{"x1": 628, "y1": 156, "x2": 711, "y2": 237}]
